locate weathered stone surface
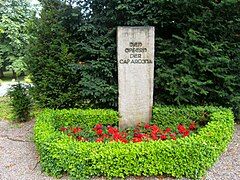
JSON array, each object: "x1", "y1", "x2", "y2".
[{"x1": 117, "y1": 26, "x2": 155, "y2": 129}]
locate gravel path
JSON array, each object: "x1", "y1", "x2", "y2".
[
  {"x1": 0, "y1": 120, "x2": 59, "y2": 180},
  {"x1": 206, "y1": 124, "x2": 240, "y2": 180},
  {"x1": 0, "y1": 120, "x2": 239, "y2": 180}
]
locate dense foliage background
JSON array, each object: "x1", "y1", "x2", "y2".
[
  {"x1": 27, "y1": 0, "x2": 239, "y2": 119},
  {"x1": 0, "y1": 0, "x2": 36, "y2": 78}
]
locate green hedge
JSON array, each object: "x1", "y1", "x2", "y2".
[
  {"x1": 49, "y1": 108, "x2": 118, "y2": 131},
  {"x1": 34, "y1": 106, "x2": 234, "y2": 179},
  {"x1": 152, "y1": 105, "x2": 226, "y2": 130}
]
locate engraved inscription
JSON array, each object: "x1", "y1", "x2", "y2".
[{"x1": 119, "y1": 42, "x2": 153, "y2": 64}]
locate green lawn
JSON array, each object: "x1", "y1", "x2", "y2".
[{"x1": 0, "y1": 96, "x2": 13, "y2": 121}]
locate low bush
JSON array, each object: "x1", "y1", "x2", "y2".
[
  {"x1": 152, "y1": 105, "x2": 218, "y2": 130},
  {"x1": 8, "y1": 82, "x2": 32, "y2": 121},
  {"x1": 34, "y1": 106, "x2": 234, "y2": 179}
]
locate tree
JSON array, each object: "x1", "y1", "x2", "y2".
[
  {"x1": 0, "y1": 0, "x2": 36, "y2": 78},
  {"x1": 27, "y1": 0, "x2": 85, "y2": 108},
  {"x1": 28, "y1": 0, "x2": 240, "y2": 120}
]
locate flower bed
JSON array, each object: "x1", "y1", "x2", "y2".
[
  {"x1": 59, "y1": 122, "x2": 197, "y2": 143},
  {"x1": 34, "y1": 106, "x2": 234, "y2": 179}
]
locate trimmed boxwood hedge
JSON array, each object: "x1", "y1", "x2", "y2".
[{"x1": 34, "y1": 106, "x2": 234, "y2": 179}]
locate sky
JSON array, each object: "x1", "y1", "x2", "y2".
[
  {"x1": 28, "y1": 0, "x2": 41, "y2": 17},
  {"x1": 29, "y1": 0, "x2": 40, "y2": 5}
]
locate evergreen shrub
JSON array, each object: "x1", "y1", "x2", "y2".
[
  {"x1": 8, "y1": 82, "x2": 32, "y2": 121},
  {"x1": 28, "y1": 0, "x2": 239, "y2": 118}
]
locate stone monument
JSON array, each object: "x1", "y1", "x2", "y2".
[{"x1": 117, "y1": 26, "x2": 155, "y2": 129}]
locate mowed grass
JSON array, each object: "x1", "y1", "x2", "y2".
[{"x1": 0, "y1": 96, "x2": 13, "y2": 121}]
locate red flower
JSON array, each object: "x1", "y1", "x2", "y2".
[
  {"x1": 144, "y1": 123, "x2": 151, "y2": 129},
  {"x1": 171, "y1": 136, "x2": 177, "y2": 140},
  {"x1": 96, "y1": 129, "x2": 103, "y2": 135},
  {"x1": 160, "y1": 134, "x2": 167, "y2": 140},
  {"x1": 133, "y1": 137, "x2": 142, "y2": 143},
  {"x1": 183, "y1": 130, "x2": 190, "y2": 137},
  {"x1": 164, "y1": 127, "x2": 171, "y2": 134},
  {"x1": 60, "y1": 121, "x2": 197, "y2": 143},
  {"x1": 134, "y1": 127, "x2": 140, "y2": 134},
  {"x1": 135, "y1": 133, "x2": 144, "y2": 138},
  {"x1": 189, "y1": 122, "x2": 196, "y2": 131},
  {"x1": 60, "y1": 127, "x2": 67, "y2": 132},
  {"x1": 72, "y1": 127, "x2": 81, "y2": 134},
  {"x1": 107, "y1": 126, "x2": 118, "y2": 135},
  {"x1": 121, "y1": 132, "x2": 127, "y2": 138},
  {"x1": 102, "y1": 134, "x2": 110, "y2": 138},
  {"x1": 177, "y1": 124, "x2": 187, "y2": 134},
  {"x1": 151, "y1": 125, "x2": 159, "y2": 133},
  {"x1": 170, "y1": 133, "x2": 177, "y2": 140},
  {"x1": 120, "y1": 138, "x2": 128, "y2": 143},
  {"x1": 113, "y1": 133, "x2": 122, "y2": 141},
  {"x1": 151, "y1": 132, "x2": 158, "y2": 140},
  {"x1": 96, "y1": 137, "x2": 103, "y2": 142},
  {"x1": 94, "y1": 123, "x2": 103, "y2": 130}
]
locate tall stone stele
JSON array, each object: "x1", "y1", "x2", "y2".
[{"x1": 117, "y1": 26, "x2": 155, "y2": 129}]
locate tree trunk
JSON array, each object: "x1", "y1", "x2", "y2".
[
  {"x1": 12, "y1": 70, "x2": 17, "y2": 79},
  {"x1": 0, "y1": 68, "x2": 4, "y2": 78}
]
